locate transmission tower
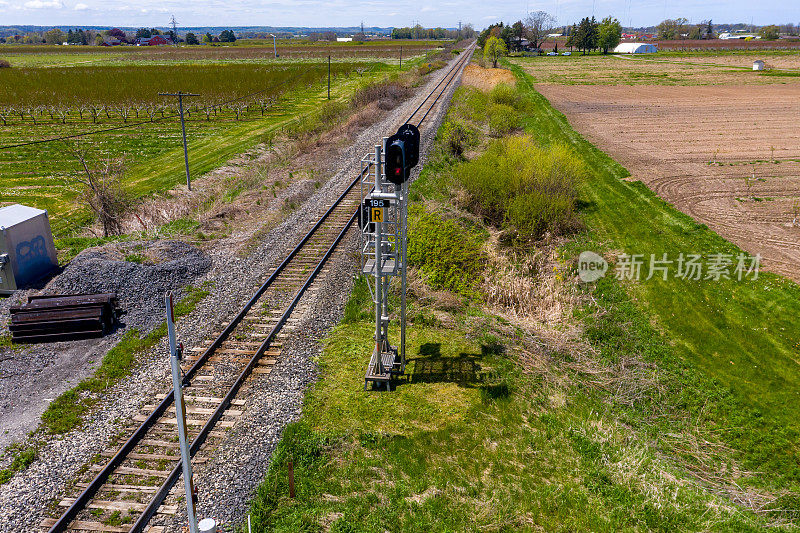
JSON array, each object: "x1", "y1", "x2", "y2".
[{"x1": 170, "y1": 15, "x2": 178, "y2": 45}]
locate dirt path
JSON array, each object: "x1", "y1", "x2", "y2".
[{"x1": 537, "y1": 83, "x2": 800, "y2": 282}]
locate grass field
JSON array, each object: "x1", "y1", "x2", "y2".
[
  {"x1": 0, "y1": 42, "x2": 449, "y2": 241},
  {"x1": 510, "y1": 52, "x2": 800, "y2": 85},
  {"x1": 509, "y1": 59, "x2": 800, "y2": 480},
  {"x1": 246, "y1": 58, "x2": 800, "y2": 530},
  {"x1": 0, "y1": 40, "x2": 443, "y2": 67}
]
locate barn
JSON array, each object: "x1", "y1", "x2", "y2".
[{"x1": 613, "y1": 42, "x2": 658, "y2": 54}]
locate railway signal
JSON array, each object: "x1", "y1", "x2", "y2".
[
  {"x1": 361, "y1": 135, "x2": 412, "y2": 391},
  {"x1": 384, "y1": 124, "x2": 420, "y2": 185}
]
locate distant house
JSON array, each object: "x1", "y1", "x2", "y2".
[
  {"x1": 135, "y1": 35, "x2": 172, "y2": 46},
  {"x1": 613, "y1": 42, "x2": 658, "y2": 54},
  {"x1": 753, "y1": 60, "x2": 765, "y2": 71},
  {"x1": 337, "y1": 37, "x2": 353, "y2": 42},
  {"x1": 101, "y1": 36, "x2": 125, "y2": 46}
]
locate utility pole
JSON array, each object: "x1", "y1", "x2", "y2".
[
  {"x1": 160, "y1": 91, "x2": 199, "y2": 191},
  {"x1": 327, "y1": 55, "x2": 331, "y2": 100},
  {"x1": 269, "y1": 33, "x2": 278, "y2": 57},
  {"x1": 170, "y1": 15, "x2": 178, "y2": 46}
]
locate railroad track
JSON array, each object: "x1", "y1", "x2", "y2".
[{"x1": 43, "y1": 41, "x2": 475, "y2": 533}]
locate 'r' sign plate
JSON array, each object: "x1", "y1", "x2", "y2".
[{"x1": 364, "y1": 198, "x2": 390, "y2": 223}]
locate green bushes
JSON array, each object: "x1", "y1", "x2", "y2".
[
  {"x1": 451, "y1": 86, "x2": 489, "y2": 123},
  {"x1": 440, "y1": 118, "x2": 477, "y2": 156},
  {"x1": 456, "y1": 136, "x2": 585, "y2": 243},
  {"x1": 488, "y1": 103, "x2": 519, "y2": 136},
  {"x1": 350, "y1": 79, "x2": 412, "y2": 110},
  {"x1": 488, "y1": 83, "x2": 520, "y2": 107},
  {"x1": 407, "y1": 206, "x2": 485, "y2": 295}
]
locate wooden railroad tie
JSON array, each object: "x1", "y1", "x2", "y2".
[{"x1": 58, "y1": 497, "x2": 177, "y2": 515}]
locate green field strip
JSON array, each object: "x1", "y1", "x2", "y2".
[
  {"x1": 509, "y1": 61, "x2": 800, "y2": 433},
  {"x1": 0, "y1": 61, "x2": 399, "y2": 236}
]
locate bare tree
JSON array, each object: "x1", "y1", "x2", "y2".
[
  {"x1": 68, "y1": 146, "x2": 132, "y2": 237},
  {"x1": 524, "y1": 11, "x2": 556, "y2": 52}
]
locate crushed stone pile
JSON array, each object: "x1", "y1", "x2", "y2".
[{"x1": 43, "y1": 240, "x2": 211, "y2": 333}]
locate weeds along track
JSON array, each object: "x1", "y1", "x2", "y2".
[{"x1": 43, "y1": 42, "x2": 475, "y2": 533}]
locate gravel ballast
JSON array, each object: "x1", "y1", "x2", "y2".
[{"x1": 0, "y1": 45, "x2": 472, "y2": 532}]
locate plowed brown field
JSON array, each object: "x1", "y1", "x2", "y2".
[{"x1": 537, "y1": 83, "x2": 800, "y2": 280}]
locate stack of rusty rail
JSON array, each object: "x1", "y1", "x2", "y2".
[{"x1": 9, "y1": 293, "x2": 119, "y2": 343}]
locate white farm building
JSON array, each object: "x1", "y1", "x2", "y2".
[{"x1": 613, "y1": 42, "x2": 658, "y2": 54}]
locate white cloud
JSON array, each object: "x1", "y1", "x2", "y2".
[
  {"x1": 420, "y1": 5, "x2": 434, "y2": 11},
  {"x1": 73, "y1": 2, "x2": 88, "y2": 9},
  {"x1": 23, "y1": 0, "x2": 62, "y2": 7}
]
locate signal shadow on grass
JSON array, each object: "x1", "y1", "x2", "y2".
[{"x1": 404, "y1": 342, "x2": 486, "y2": 387}]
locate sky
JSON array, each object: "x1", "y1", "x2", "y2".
[{"x1": 0, "y1": 0, "x2": 796, "y2": 29}]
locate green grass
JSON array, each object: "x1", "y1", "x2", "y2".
[
  {"x1": 247, "y1": 287, "x2": 771, "y2": 531},
  {"x1": 40, "y1": 282, "x2": 211, "y2": 435},
  {"x1": 246, "y1": 60, "x2": 800, "y2": 530},
  {"x1": 507, "y1": 61, "x2": 800, "y2": 491},
  {"x1": 0, "y1": 52, "x2": 437, "y2": 247},
  {"x1": 0, "y1": 444, "x2": 37, "y2": 486}
]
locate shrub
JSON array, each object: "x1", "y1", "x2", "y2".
[
  {"x1": 350, "y1": 79, "x2": 412, "y2": 110},
  {"x1": 452, "y1": 86, "x2": 489, "y2": 123},
  {"x1": 456, "y1": 136, "x2": 586, "y2": 243},
  {"x1": 0, "y1": 59, "x2": 10, "y2": 68},
  {"x1": 441, "y1": 119, "x2": 477, "y2": 157},
  {"x1": 488, "y1": 103, "x2": 519, "y2": 136},
  {"x1": 488, "y1": 83, "x2": 519, "y2": 108},
  {"x1": 407, "y1": 206, "x2": 484, "y2": 295}
]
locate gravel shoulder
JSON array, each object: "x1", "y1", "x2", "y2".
[{"x1": 0, "y1": 45, "x2": 472, "y2": 532}]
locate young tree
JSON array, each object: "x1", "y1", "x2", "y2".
[
  {"x1": 524, "y1": 11, "x2": 556, "y2": 52},
  {"x1": 69, "y1": 148, "x2": 133, "y2": 237},
  {"x1": 95, "y1": 33, "x2": 104, "y2": 46},
  {"x1": 657, "y1": 18, "x2": 688, "y2": 40},
  {"x1": 575, "y1": 17, "x2": 598, "y2": 54},
  {"x1": 484, "y1": 35, "x2": 508, "y2": 67},
  {"x1": 565, "y1": 23, "x2": 577, "y2": 50},
  {"x1": 598, "y1": 16, "x2": 622, "y2": 53},
  {"x1": 203, "y1": 32, "x2": 213, "y2": 43},
  {"x1": 759, "y1": 25, "x2": 780, "y2": 40},
  {"x1": 219, "y1": 29, "x2": 237, "y2": 42},
  {"x1": 511, "y1": 20, "x2": 524, "y2": 51},
  {"x1": 185, "y1": 32, "x2": 200, "y2": 45},
  {"x1": 107, "y1": 28, "x2": 126, "y2": 42},
  {"x1": 700, "y1": 19, "x2": 714, "y2": 39},
  {"x1": 44, "y1": 29, "x2": 65, "y2": 45}
]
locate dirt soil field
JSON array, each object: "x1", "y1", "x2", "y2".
[
  {"x1": 461, "y1": 63, "x2": 516, "y2": 90},
  {"x1": 537, "y1": 83, "x2": 800, "y2": 281}
]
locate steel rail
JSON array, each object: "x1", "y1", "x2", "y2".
[
  {"x1": 416, "y1": 44, "x2": 475, "y2": 128},
  {"x1": 130, "y1": 206, "x2": 361, "y2": 532},
  {"x1": 404, "y1": 41, "x2": 475, "y2": 126},
  {"x1": 47, "y1": 168, "x2": 368, "y2": 533},
  {"x1": 50, "y1": 41, "x2": 472, "y2": 532}
]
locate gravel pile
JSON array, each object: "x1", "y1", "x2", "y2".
[
  {"x1": 0, "y1": 46, "x2": 472, "y2": 533},
  {"x1": 44, "y1": 240, "x2": 211, "y2": 332}
]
